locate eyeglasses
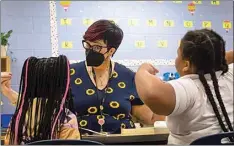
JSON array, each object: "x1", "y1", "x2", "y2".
[{"x1": 82, "y1": 40, "x2": 107, "y2": 52}]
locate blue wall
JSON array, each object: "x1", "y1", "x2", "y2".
[
  {"x1": 1, "y1": 1, "x2": 51, "y2": 113},
  {"x1": 57, "y1": 1, "x2": 233, "y2": 73},
  {"x1": 1, "y1": 1, "x2": 233, "y2": 114},
  {"x1": 56, "y1": 1, "x2": 233, "y2": 69}
]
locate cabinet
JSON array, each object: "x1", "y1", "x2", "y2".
[{"x1": 1, "y1": 56, "x2": 11, "y2": 72}]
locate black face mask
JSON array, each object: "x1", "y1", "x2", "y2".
[{"x1": 85, "y1": 49, "x2": 108, "y2": 67}]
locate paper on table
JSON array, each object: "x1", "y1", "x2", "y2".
[{"x1": 154, "y1": 121, "x2": 167, "y2": 128}]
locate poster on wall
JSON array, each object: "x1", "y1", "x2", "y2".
[
  {"x1": 188, "y1": 2, "x2": 196, "y2": 15},
  {"x1": 223, "y1": 20, "x2": 232, "y2": 33},
  {"x1": 60, "y1": 1, "x2": 71, "y2": 11}
]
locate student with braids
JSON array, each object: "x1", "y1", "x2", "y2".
[
  {"x1": 4, "y1": 55, "x2": 80, "y2": 145},
  {"x1": 135, "y1": 29, "x2": 234, "y2": 145}
]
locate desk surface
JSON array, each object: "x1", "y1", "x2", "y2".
[
  {"x1": 83, "y1": 127, "x2": 169, "y2": 144},
  {"x1": 83, "y1": 134, "x2": 168, "y2": 144},
  {"x1": 1, "y1": 127, "x2": 169, "y2": 145}
]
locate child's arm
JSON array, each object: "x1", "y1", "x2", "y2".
[
  {"x1": 226, "y1": 50, "x2": 233, "y2": 64},
  {"x1": 59, "y1": 126, "x2": 81, "y2": 139},
  {"x1": 59, "y1": 110, "x2": 81, "y2": 140}
]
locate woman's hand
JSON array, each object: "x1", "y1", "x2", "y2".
[{"x1": 1, "y1": 72, "x2": 18, "y2": 105}]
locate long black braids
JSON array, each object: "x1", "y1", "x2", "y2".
[
  {"x1": 180, "y1": 29, "x2": 233, "y2": 141},
  {"x1": 8, "y1": 55, "x2": 74, "y2": 144},
  {"x1": 206, "y1": 30, "x2": 233, "y2": 132}
]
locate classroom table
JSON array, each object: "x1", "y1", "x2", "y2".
[
  {"x1": 82, "y1": 132, "x2": 168, "y2": 144},
  {"x1": 1, "y1": 127, "x2": 169, "y2": 145}
]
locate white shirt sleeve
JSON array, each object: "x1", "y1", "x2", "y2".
[
  {"x1": 168, "y1": 78, "x2": 197, "y2": 117},
  {"x1": 228, "y1": 63, "x2": 233, "y2": 75}
]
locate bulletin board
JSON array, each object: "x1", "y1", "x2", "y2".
[{"x1": 50, "y1": 1, "x2": 233, "y2": 73}]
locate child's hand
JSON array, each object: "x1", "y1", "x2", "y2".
[
  {"x1": 1, "y1": 72, "x2": 13, "y2": 97},
  {"x1": 1, "y1": 72, "x2": 12, "y2": 83}
]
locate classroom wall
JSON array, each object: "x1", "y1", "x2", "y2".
[
  {"x1": 1, "y1": 1, "x2": 51, "y2": 113},
  {"x1": 56, "y1": 1, "x2": 233, "y2": 73},
  {"x1": 1, "y1": 1, "x2": 233, "y2": 114}
]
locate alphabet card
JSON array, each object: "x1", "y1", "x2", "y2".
[
  {"x1": 60, "y1": 18, "x2": 72, "y2": 25},
  {"x1": 62, "y1": 41, "x2": 73, "y2": 49},
  {"x1": 157, "y1": 40, "x2": 168, "y2": 48},
  {"x1": 202, "y1": 21, "x2": 212, "y2": 28},
  {"x1": 135, "y1": 41, "x2": 145, "y2": 48},
  {"x1": 128, "y1": 19, "x2": 139, "y2": 26},
  {"x1": 184, "y1": 21, "x2": 193, "y2": 28},
  {"x1": 164, "y1": 20, "x2": 175, "y2": 27},
  {"x1": 147, "y1": 19, "x2": 157, "y2": 27},
  {"x1": 211, "y1": 0, "x2": 220, "y2": 5},
  {"x1": 83, "y1": 18, "x2": 94, "y2": 26}
]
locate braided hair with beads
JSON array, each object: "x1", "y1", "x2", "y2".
[{"x1": 8, "y1": 55, "x2": 74, "y2": 144}]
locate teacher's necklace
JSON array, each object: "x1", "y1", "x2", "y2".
[{"x1": 92, "y1": 61, "x2": 112, "y2": 133}]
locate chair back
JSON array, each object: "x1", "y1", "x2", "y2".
[
  {"x1": 190, "y1": 132, "x2": 234, "y2": 145},
  {"x1": 1, "y1": 114, "x2": 13, "y2": 128}
]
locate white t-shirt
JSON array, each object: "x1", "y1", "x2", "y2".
[{"x1": 166, "y1": 63, "x2": 233, "y2": 145}]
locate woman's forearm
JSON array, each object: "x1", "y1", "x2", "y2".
[
  {"x1": 6, "y1": 90, "x2": 18, "y2": 106},
  {"x1": 226, "y1": 50, "x2": 233, "y2": 64}
]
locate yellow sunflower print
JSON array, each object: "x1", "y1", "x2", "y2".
[
  {"x1": 86, "y1": 89, "x2": 95, "y2": 95},
  {"x1": 121, "y1": 123, "x2": 126, "y2": 129},
  {"x1": 88, "y1": 107, "x2": 98, "y2": 114},
  {"x1": 70, "y1": 68, "x2": 75, "y2": 75},
  {"x1": 129, "y1": 95, "x2": 135, "y2": 101},
  {"x1": 118, "y1": 82, "x2": 126, "y2": 88},
  {"x1": 112, "y1": 71, "x2": 118, "y2": 78},
  {"x1": 100, "y1": 105, "x2": 104, "y2": 111},
  {"x1": 109, "y1": 101, "x2": 120, "y2": 108},
  {"x1": 75, "y1": 78, "x2": 82, "y2": 85},
  {"x1": 79, "y1": 120, "x2": 88, "y2": 127},
  {"x1": 97, "y1": 115, "x2": 105, "y2": 120},
  {"x1": 117, "y1": 114, "x2": 125, "y2": 119},
  {"x1": 106, "y1": 87, "x2": 113, "y2": 94}
]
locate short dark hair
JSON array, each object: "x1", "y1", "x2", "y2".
[{"x1": 83, "y1": 19, "x2": 124, "y2": 52}]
